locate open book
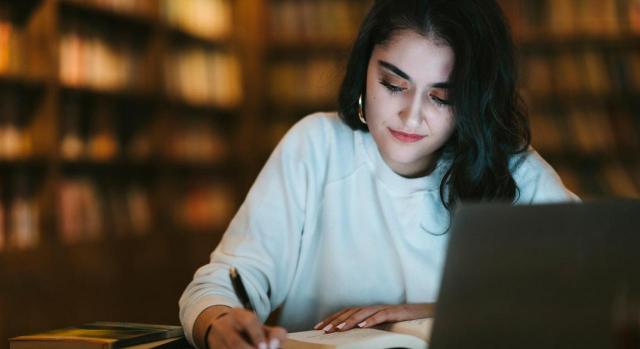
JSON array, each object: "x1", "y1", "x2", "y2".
[{"x1": 283, "y1": 318, "x2": 433, "y2": 349}]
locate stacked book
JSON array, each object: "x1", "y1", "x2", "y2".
[{"x1": 9, "y1": 322, "x2": 187, "y2": 349}]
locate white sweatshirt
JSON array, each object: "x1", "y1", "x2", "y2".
[{"x1": 179, "y1": 112, "x2": 578, "y2": 346}]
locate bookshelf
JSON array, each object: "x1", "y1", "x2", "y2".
[
  {"x1": 0, "y1": 0, "x2": 250, "y2": 346},
  {"x1": 257, "y1": 0, "x2": 372, "y2": 161},
  {"x1": 498, "y1": 0, "x2": 640, "y2": 199}
]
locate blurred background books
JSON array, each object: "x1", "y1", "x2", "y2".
[{"x1": 0, "y1": 0, "x2": 638, "y2": 348}]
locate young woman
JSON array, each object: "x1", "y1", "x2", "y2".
[{"x1": 180, "y1": 1, "x2": 578, "y2": 348}]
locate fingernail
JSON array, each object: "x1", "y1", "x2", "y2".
[
  {"x1": 336, "y1": 322, "x2": 346, "y2": 330},
  {"x1": 269, "y1": 338, "x2": 280, "y2": 349},
  {"x1": 313, "y1": 321, "x2": 323, "y2": 330},
  {"x1": 259, "y1": 342, "x2": 267, "y2": 349},
  {"x1": 357, "y1": 321, "x2": 367, "y2": 328},
  {"x1": 322, "y1": 324, "x2": 333, "y2": 332}
]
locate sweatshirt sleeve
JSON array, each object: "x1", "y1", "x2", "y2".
[
  {"x1": 179, "y1": 115, "x2": 324, "y2": 346},
  {"x1": 512, "y1": 149, "x2": 581, "y2": 204}
]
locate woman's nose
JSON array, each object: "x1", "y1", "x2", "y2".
[{"x1": 400, "y1": 92, "x2": 425, "y2": 128}]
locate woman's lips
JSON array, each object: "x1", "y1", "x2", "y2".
[{"x1": 389, "y1": 128, "x2": 426, "y2": 143}]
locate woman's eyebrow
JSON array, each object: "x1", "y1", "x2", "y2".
[
  {"x1": 431, "y1": 82, "x2": 451, "y2": 89},
  {"x1": 379, "y1": 60, "x2": 411, "y2": 81},
  {"x1": 378, "y1": 60, "x2": 451, "y2": 89}
]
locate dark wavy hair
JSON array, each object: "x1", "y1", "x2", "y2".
[{"x1": 338, "y1": 0, "x2": 530, "y2": 210}]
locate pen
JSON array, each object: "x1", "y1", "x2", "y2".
[{"x1": 229, "y1": 267, "x2": 255, "y2": 312}]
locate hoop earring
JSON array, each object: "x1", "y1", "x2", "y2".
[{"x1": 357, "y1": 94, "x2": 366, "y2": 125}]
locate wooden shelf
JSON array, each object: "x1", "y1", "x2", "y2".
[
  {"x1": 0, "y1": 157, "x2": 47, "y2": 164},
  {"x1": 60, "y1": 158, "x2": 156, "y2": 171},
  {"x1": 58, "y1": 86, "x2": 241, "y2": 115},
  {"x1": 58, "y1": 0, "x2": 156, "y2": 30},
  {"x1": 179, "y1": 227, "x2": 227, "y2": 236},
  {"x1": 58, "y1": 158, "x2": 234, "y2": 174},
  {"x1": 0, "y1": 158, "x2": 48, "y2": 171},
  {"x1": 158, "y1": 160, "x2": 237, "y2": 177},
  {"x1": 60, "y1": 84, "x2": 157, "y2": 104},
  {"x1": 539, "y1": 150, "x2": 640, "y2": 164},
  {"x1": 1, "y1": 0, "x2": 44, "y2": 24},
  {"x1": 165, "y1": 25, "x2": 233, "y2": 48},
  {"x1": 165, "y1": 97, "x2": 241, "y2": 116},
  {"x1": 268, "y1": 39, "x2": 352, "y2": 58},
  {"x1": 0, "y1": 74, "x2": 46, "y2": 89},
  {"x1": 516, "y1": 33, "x2": 640, "y2": 51},
  {"x1": 0, "y1": 228, "x2": 222, "y2": 262},
  {"x1": 524, "y1": 92, "x2": 640, "y2": 110},
  {"x1": 268, "y1": 98, "x2": 337, "y2": 116},
  {"x1": 0, "y1": 75, "x2": 46, "y2": 116}
]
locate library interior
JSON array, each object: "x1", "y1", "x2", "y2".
[{"x1": 0, "y1": 0, "x2": 639, "y2": 347}]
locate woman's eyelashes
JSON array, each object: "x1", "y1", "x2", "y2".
[
  {"x1": 430, "y1": 95, "x2": 450, "y2": 107},
  {"x1": 378, "y1": 77, "x2": 451, "y2": 107},
  {"x1": 379, "y1": 79, "x2": 405, "y2": 94}
]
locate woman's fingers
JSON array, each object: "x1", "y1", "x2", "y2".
[
  {"x1": 313, "y1": 304, "x2": 435, "y2": 338},
  {"x1": 220, "y1": 329, "x2": 257, "y2": 349},
  {"x1": 313, "y1": 307, "x2": 353, "y2": 331},
  {"x1": 325, "y1": 307, "x2": 380, "y2": 333},
  {"x1": 358, "y1": 304, "x2": 433, "y2": 328},
  {"x1": 314, "y1": 304, "x2": 434, "y2": 335},
  {"x1": 356, "y1": 306, "x2": 405, "y2": 328},
  {"x1": 206, "y1": 308, "x2": 272, "y2": 349},
  {"x1": 334, "y1": 306, "x2": 388, "y2": 331},
  {"x1": 234, "y1": 310, "x2": 268, "y2": 349},
  {"x1": 208, "y1": 313, "x2": 254, "y2": 349},
  {"x1": 265, "y1": 326, "x2": 288, "y2": 349}
]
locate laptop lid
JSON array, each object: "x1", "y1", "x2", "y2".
[{"x1": 430, "y1": 200, "x2": 640, "y2": 349}]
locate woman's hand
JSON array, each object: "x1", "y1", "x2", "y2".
[
  {"x1": 313, "y1": 303, "x2": 434, "y2": 334},
  {"x1": 194, "y1": 306, "x2": 287, "y2": 349}
]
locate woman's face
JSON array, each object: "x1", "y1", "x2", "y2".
[{"x1": 365, "y1": 30, "x2": 455, "y2": 177}]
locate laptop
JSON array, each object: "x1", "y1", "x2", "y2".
[{"x1": 429, "y1": 200, "x2": 640, "y2": 349}]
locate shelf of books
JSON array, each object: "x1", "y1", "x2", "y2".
[
  {"x1": 0, "y1": 0, "x2": 245, "y2": 345},
  {"x1": 499, "y1": 0, "x2": 640, "y2": 199},
  {"x1": 260, "y1": 0, "x2": 371, "y2": 159},
  {"x1": 0, "y1": 0, "x2": 242, "y2": 252}
]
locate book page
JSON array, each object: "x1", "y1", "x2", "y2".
[
  {"x1": 384, "y1": 318, "x2": 433, "y2": 343},
  {"x1": 288, "y1": 329, "x2": 392, "y2": 345},
  {"x1": 285, "y1": 329, "x2": 426, "y2": 349}
]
